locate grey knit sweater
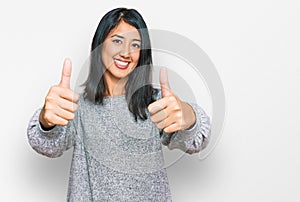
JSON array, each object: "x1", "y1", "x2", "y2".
[{"x1": 27, "y1": 91, "x2": 211, "y2": 202}]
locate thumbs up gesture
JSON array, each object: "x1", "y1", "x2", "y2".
[
  {"x1": 39, "y1": 59, "x2": 80, "y2": 129},
  {"x1": 148, "y1": 68, "x2": 196, "y2": 133}
]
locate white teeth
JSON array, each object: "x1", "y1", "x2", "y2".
[{"x1": 115, "y1": 59, "x2": 129, "y2": 66}]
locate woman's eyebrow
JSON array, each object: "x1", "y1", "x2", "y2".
[
  {"x1": 111, "y1": 34, "x2": 141, "y2": 42},
  {"x1": 111, "y1": 34, "x2": 124, "y2": 39},
  {"x1": 132, "y1": 39, "x2": 141, "y2": 42}
]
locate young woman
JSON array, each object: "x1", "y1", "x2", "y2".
[{"x1": 27, "y1": 7, "x2": 211, "y2": 201}]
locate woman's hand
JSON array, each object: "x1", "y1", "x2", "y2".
[
  {"x1": 148, "y1": 68, "x2": 196, "y2": 133},
  {"x1": 39, "y1": 59, "x2": 80, "y2": 129}
]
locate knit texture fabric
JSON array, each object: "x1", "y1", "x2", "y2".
[{"x1": 27, "y1": 91, "x2": 211, "y2": 201}]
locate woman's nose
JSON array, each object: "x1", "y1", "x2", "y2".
[{"x1": 119, "y1": 43, "x2": 130, "y2": 58}]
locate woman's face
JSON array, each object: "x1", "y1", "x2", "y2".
[{"x1": 102, "y1": 20, "x2": 141, "y2": 82}]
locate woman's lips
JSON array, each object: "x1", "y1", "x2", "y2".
[{"x1": 114, "y1": 59, "x2": 130, "y2": 69}]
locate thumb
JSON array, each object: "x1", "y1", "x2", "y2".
[
  {"x1": 59, "y1": 58, "x2": 72, "y2": 89},
  {"x1": 160, "y1": 67, "x2": 172, "y2": 97}
]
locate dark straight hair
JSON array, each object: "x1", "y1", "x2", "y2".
[{"x1": 82, "y1": 7, "x2": 158, "y2": 121}]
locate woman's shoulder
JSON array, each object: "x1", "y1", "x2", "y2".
[{"x1": 77, "y1": 93, "x2": 95, "y2": 109}]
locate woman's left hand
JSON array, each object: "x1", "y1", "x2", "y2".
[{"x1": 148, "y1": 68, "x2": 196, "y2": 133}]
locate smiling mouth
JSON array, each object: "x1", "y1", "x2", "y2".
[{"x1": 114, "y1": 59, "x2": 130, "y2": 69}]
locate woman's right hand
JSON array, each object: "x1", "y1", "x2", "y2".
[{"x1": 39, "y1": 59, "x2": 80, "y2": 129}]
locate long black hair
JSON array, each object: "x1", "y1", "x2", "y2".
[{"x1": 82, "y1": 7, "x2": 157, "y2": 121}]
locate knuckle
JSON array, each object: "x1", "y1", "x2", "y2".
[
  {"x1": 158, "y1": 120, "x2": 167, "y2": 129},
  {"x1": 69, "y1": 113, "x2": 75, "y2": 120},
  {"x1": 174, "y1": 104, "x2": 181, "y2": 111},
  {"x1": 50, "y1": 85, "x2": 59, "y2": 93},
  {"x1": 72, "y1": 103, "x2": 78, "y2": 112},
  {"x1": 43, "y1": 102, "x2": 49, "y2": 110},
  {"x1": 175, "y1": 112, "x2": 182, "y2": 119},
  {"x1": 66, "y1": 89, "x2": 72, "y2": 97},
  {"x1": 45, "y1": 95, "x2": 55, "y2": 103},
  {"x1": 151, "y1": 104, "x2": 159, "y2": 111},
  {"x1": 73, "y1": 93, "x2": 80, "y2": 102},
  {"x1": 156, "y1": 123, "x2": 163, "y2": 129},
  {"x1": 61, "y1": 120, "x2": 69, "y2": 126},
  {"x1": 168, "y1": 96, "x2": 176, "y2": 103},
  {"x1": 49, "y1": 86, "x2": 55, "y2": 92},
  {"x1": 44, "y1": 103, "x2": 55, "y2": 112},
  {"x1": 150, "y1": 116, "x2": 156, "y2": 123},
  {"x1": 162, "y1": 109, "x2": 168, "y2": 116},
  {"x1": 150, "y1": 116, "x2": 154, "y2": 122},
  {"x1": 147, "y1": 105, "x2": 152, "y2": 112},
  {"x1": 43, "y1": 112, "x2": 52, "y2": 122}
]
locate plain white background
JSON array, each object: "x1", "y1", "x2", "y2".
[{"x1": 1, "y1": 0, "x2": 299, "y2": 201}]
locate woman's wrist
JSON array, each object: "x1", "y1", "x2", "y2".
[
  {"x1": 39, "y1": 108, "x2": 56, "y2": 130},
  {"x1": 181, "y1": 102, "x2": 196, "y2": 130}
]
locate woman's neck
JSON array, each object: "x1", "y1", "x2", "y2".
[{"x1": 103, "y1": 73, "x2": 128, "y2": 96}]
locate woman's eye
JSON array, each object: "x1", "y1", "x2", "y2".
[
  {"x1": 112, "y1": 39, "x2": 122, "y2": 44},
  {"x1": 132, "y1": 43, "x2": 141, "y2": 49}
]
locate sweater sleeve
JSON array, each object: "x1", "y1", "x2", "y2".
[
  {"x1": 27, "y1": 98, "x2": 81, "y2": 158},
  {"x1": 160, "y1": 102, "x2": 211, "y2": 154},
  {"x1": 153, "y1": 90, "x2": 211, "y2": 154}
]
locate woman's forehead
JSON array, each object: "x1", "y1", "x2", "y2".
[{"x1": 108, "y1": 21, "x2": 141, "y2": 40}]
